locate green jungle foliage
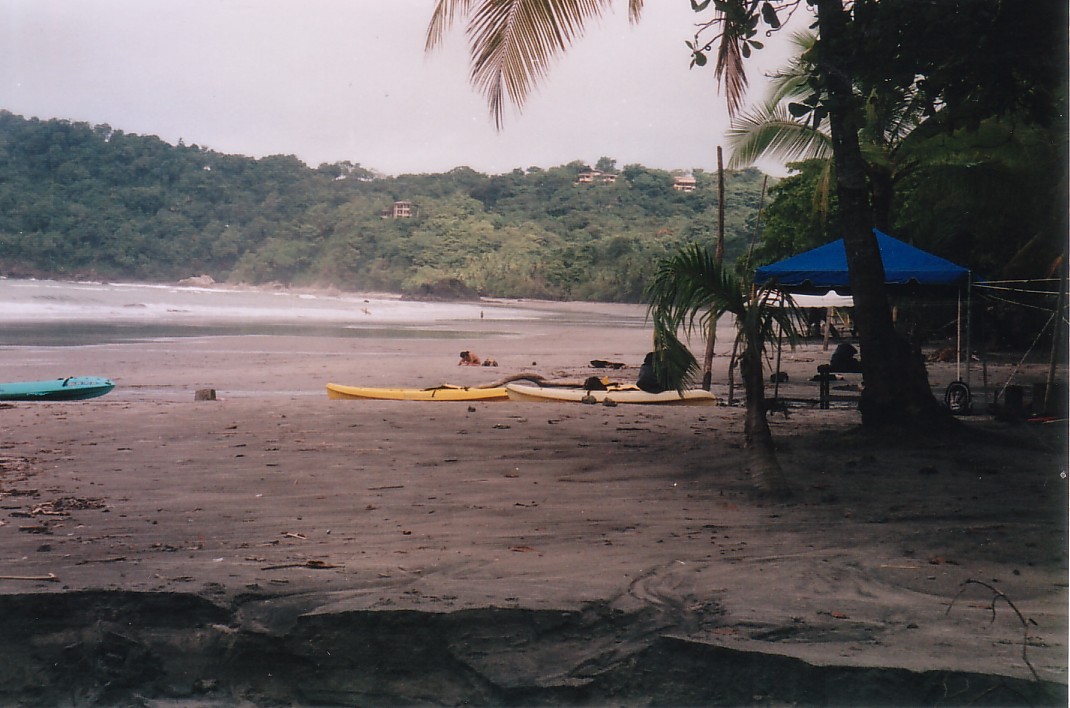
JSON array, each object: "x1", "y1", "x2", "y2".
[
  {"x1": 0, "y1": 110, "x2": 1061, "y2": 307},
  {"x1": 0, "y1": 112, "x2": 770, "y2": 302},
  {"x1": 745, "y1": 117, "x2": 1069, "y2": 286}
]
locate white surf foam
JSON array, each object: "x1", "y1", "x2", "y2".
[{"x1": 0, "y1": 279, "x2": 536, "y2": 324}]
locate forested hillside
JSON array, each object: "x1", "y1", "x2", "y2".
[
  {"x1": 0, "y1": 112, "x2": 770, "y2": 301},
  {"x1": 1, "y1": 109, "x2": 1061, "y2": 307}
]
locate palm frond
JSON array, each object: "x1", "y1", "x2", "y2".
[
  {"x1": 745, "y1": 286, "x2": 802, "y2": 358},
  {"x1": 645, "y1": 244, "x2": 746, "y2": 329},
  {"x1": 723, "y1": 28, "x2": 830, "y2": 170},
  {"x1": 726, "y1": 104, "x2": 832, "y2": 168},
  {"x1": 645, "y1": 244, "x2": 748, "y2": 391},
  {"x1": 765, "y1": 71, "x2": 812, "y2": 106},
  {"x1": 627, "y1": 0, "x2": 643, "y2": 23},
  {"x1": 650, "y1": 326, "x2": 701, "y2": 392},
  {"x1": 461, "y1": 0, "x2": 612, "y2": 129},
  {"x1": 714, "y1": 31, "x2": 748, "y2": 118},
  {"x1": 645, "y1": 245, "x2": 804, "y2": 405},
  {"x1": 764, "y1": 31, "x2": 817, "y2": 105},
  {"x1": 425, "y1": 0, "x2": 474, "y2": 50},
  {"x1": 878, "y1": 84, "x2": 929, "y2": 147}
]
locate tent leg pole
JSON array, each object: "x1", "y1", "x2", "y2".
[
  {"x1": 965, "y1": 277, "x2": 972, "y2": 387},
  {"x1": 982, "y1": 353, "x2": 989, "y2": 410},
  {"x1": 956, "y1": 288, "x2": 962, "y2": 382},
  {"x1": 823, "y1": 306, "x2": 832, "y2": 351}
]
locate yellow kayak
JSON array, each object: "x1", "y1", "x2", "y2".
[
  {"x1": 326, "y1": 383, "x2": 509, "y2": 401},
  {"x1": 505, "y1": 382, "x2": 718, "y2": 405}
]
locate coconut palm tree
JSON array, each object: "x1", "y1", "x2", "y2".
[{"x1": 645, "y1": 244, "x2": 797, "y2": 497}]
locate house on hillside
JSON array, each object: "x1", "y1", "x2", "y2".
[
  {"x1": 381, "y1": 201, "x2": 415, "y2": 218},
  {"x1": 672, "y1": 174, "x2": 697, "y2": 193},
  {"x1": 575, "y1": 170, "x2": 617, "y2": 185}
]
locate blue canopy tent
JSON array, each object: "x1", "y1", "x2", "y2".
[
  {"x1": 755, "y1": 230, "x2": 979, "y2": 385},
  {"x1": 754, "y1": 229, "x2": 972, "y2": 290}
]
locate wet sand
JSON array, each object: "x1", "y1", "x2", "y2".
[{"x1": 0, "y1": 299, "x2": 1065, "y2": 704}]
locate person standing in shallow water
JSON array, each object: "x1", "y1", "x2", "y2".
[{"x1": 636, "y1": 352, "x2": 665, "y2": 393}]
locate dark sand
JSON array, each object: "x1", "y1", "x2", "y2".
[{"x1": 0, "y1": 300, "x2": 1065, "y2": 705}]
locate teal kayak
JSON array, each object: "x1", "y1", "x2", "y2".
[{"x1": 0, "y1": 377, "x2": 115, "y2": 401}]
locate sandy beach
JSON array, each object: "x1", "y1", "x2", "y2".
[{"x1": 0, "y1": 293, "x2": 1065, "y2": 705}]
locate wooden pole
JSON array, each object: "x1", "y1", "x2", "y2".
[
  {"x1": 701, "y1": 319, "x2": 717, "y2": 390},
  {"x1": 716, "y1": 146, "x2": 726, "y2": 264},
  {"x1": 702, "y1": 147, "x2": 727, "y2": 390},
  {"x1": 773, "y1": 324, "x2": 784, "y2": 399},
  {"x1": 746, "y1": 175, "x2": 769, "y2": 263},
  {"x1": 727, "y1": 337, "x2": 740, "y2": 406},
  {"x1": 1043, "y1": 253, "x2": 1067, "y2": 415}
]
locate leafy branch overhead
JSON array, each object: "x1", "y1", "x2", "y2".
[
  {"x1": 427, "y1": 0, "x2": 804, "y2": 127},
  {"x1": 686, "y1": 0, "x2": 801, "y2": 117}
]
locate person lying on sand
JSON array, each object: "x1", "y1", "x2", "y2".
[{"x1": 458, "y1": 350, "x2": 481, "y2": 366}]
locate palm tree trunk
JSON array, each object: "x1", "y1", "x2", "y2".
[
  {"x1": 741, "y1": 336, "x2": 791, "y2": 497},
  {"x1": 815, "y1": 0, "x2": 949, "y2": 429}
]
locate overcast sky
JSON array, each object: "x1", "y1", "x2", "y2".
[{"x1": 0, "y1": 0, "x2": 805, "y2": 176}]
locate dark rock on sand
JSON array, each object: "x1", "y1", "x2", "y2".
[{"x1": 401, "y1": 278, "x2": 481, "y2": 302}]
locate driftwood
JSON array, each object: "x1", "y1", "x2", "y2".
[
  {"x1": 946, "y1": 578, "x2": 1040, "y2": 682},
  {"x1": 477, "y1": 372, "x2": 546, "y2": 388},
  {"x1": 478, "y1": 373, "x2": 624, "y2": 389},
  {"x1": 0, "y1": 572, "x2": 59, "y2": 582},
  {"x1": 76, "y1": 556, "x2": 128, "y2": 565},
  {"x1": 261, "y1": 560, "x2": 342, "y2": 571}
]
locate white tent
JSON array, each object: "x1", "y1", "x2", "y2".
[
  {"x1": 788, "y1": 290, "x2": 854, "y2": 308},
  {"x1": 764, "y1": 290, "x2": 854, "y2": 351}
]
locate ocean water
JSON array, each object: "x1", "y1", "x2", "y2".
[{"x1": 0, "y1": 278, "x2": 540, "y2": 346}]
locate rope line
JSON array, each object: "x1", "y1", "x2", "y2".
[{"x1": 995, "y1": 310, "x2": 1057, "y2": 401}]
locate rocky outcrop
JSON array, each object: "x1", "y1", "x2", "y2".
[
  {"x1": 401, "y1": 278, "x2": 480, "y2": 302},
  {"x1": 178, "y1": 274, "x2": 216, "y2": 287}
]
